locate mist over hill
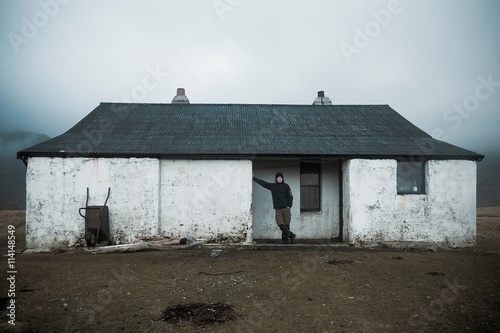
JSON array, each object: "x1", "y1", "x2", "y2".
[
  {"x1": 0, "y1": 131, "x2": 498, "y2": 209},
  {"x1": 0, "y1": 131, "x2": 50, "y2": 209},
  {"x1": 477, "y1": 149, "x2": 500, "y2": 207}
]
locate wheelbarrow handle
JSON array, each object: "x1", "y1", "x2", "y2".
[
  {"x1": 79, "y1": 207, "x2": 86, "y2": 218},
  {"x1": 99, "y1": 206, "x2": 106, "y2": 218}
]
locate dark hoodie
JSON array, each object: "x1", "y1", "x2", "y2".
[{"x1": 252, "y1": 172, "x2": 293, "y2": 209}]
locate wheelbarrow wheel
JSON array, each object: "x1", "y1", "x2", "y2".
[{"x1": 86, "y1": 231, "x2": 96, "y2": 247}]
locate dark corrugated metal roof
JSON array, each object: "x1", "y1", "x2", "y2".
[{"x1": 17, "y1": 103, "x2": 484, "y2": 161}]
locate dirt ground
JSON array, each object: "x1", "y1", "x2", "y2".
[{"x1": 0, "y1": 208, "x2": 499, "y2": 333}]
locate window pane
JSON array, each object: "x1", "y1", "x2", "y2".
[
  {"x1": 397, "y1": 161, "x2": 425, "y2": 194},
  {"x1": 300, "y1": 162, "x2": 321, "y2": 211},
  {"x1": 301, "y1": 187, "x2": 319, "y2": 210},
  {"x1": 301, "y1": 173, "x2": 318, "y2": 186}
]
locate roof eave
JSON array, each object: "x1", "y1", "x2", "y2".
[{"x1": 16, "y1": 151, "x2": 485, "y2": 162}]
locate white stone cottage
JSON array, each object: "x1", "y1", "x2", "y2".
[{"x1": 18, "y1": 90, "x2": 484, "y2": 250}]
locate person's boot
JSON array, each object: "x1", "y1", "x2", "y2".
[
  {"x1": 281, "y1": 232, "x2": 289, "y2": 244},
  {"x1": 286, "y1": 225, "x2": 296, "y2": 244},
  {"x1": 278, "y1": 224, "x2": 290, "y2": 244}
]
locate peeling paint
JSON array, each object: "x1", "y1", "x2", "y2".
[
  {"x1": 343, "y1": 159, "x2": 477, "y2": 247},
  {"x1": 25, "y1": 157, "x2": 253, "y2": 250},
  {"x1": 26, "y1": 157, "x2": 160, "y2": 250},
  {"x1": 159, "y1": 160, "x2": 252, "y2": 243}
]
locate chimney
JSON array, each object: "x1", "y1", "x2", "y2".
[
  {"x1": 172, "y1": 88, "x2": 190, "y2": 104},
  {"x1": 312, "y1": 90, "x2": 332, "y2": 105}
]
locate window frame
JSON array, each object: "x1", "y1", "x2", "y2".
[
  {"x1": 397, "y1": 160, "x2": 426, "y2": 195},
  {"x1": 300, "y1": 162, "x2": 321, "y2": 212}
]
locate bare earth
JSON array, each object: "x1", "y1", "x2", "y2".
[{"x1": 0, "y1": 208, "x2": 499, "y2": 333}]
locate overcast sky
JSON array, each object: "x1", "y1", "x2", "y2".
[{"x1": 0, "y1": 0, "x2": 498, "y2": 155}]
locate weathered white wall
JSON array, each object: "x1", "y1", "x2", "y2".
[
  {"x1": 26, "y1": 156, "x2": 476, "y2": 249},
  {"x1": 159, "y1": 160, "x2": 253, "y2": 243},
  {"x1": 252, "y1": 160, "x2": 340, "y2": 239},
  {"x1": 26, "y1": 157, "x2": 253, "y2": 249},
  {"x1": 426, "y1": 160, "x2": 477, "y2": 246},
  {"x1": 343, "y1": 159, "x2": 477, "y2": 247},
  {"x1": 26, "y1": 157, "x2": 160, "y2": 250}
]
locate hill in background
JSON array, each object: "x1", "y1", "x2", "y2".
[
  {"x1": 0, "y1": 131, "x2": 498, "y2": 209},
  {"x1": 477, "y1": 149, "x2": 500, "y2": 207},
  {"x1": 0, "y1": 131, "x2": 50, "y2": 209}
]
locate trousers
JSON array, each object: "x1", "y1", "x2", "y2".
[{"x1": 275, "y1": 207, "x2": 291, "y2": 226}]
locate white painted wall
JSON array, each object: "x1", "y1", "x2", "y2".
[
  {"x1": 426, "y1": 160, "x2": 477, "y2": 246},
  {"x1": 25, "y1": 157, "x2": 253, "y2": 250},
  {"x1": 159, "y1": 160, "x2": 253, "y2": 243},
  {"x1": 343, "y1": 159, "x2": 477, "y2": 247},
  {"x1": 25, "y1": 156, "x2": 476, "y2": 249},
  {"x1": 252, "y1": 160, "x2": 340, "y2": 239},
  {"x1": 26, "y1": 157, "x2": 160, "y2": 250}
]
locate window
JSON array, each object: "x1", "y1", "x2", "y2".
[
  {"x1": 300, "y1": 163, "x2": 321, "y2": 211},
  {"x1": 397, "y1": 160, "x2": 426, "y2": 194}
]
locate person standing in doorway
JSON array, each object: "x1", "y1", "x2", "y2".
[{"x1": 253, "y1": 172, "x2": 296, "y2": 244}]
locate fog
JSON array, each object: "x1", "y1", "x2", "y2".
[{"x1": 1, "y1": 0, "x2": 499, "y2": 155}]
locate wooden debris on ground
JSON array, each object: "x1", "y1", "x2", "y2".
[{"x1": 83, "y1": 237, "x2": 206, "y2": 254}]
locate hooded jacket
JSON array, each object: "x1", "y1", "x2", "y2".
[{"x1": 252, "y1": 172, "x2": 293, "y2": 209}]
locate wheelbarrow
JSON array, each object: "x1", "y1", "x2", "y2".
[{"x1": 79, "y1": 187, "x2": 111, "y2": 247}]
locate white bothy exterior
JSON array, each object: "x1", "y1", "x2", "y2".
[
  {"x1": 25, "y1": 156, "x2": 477, "y2": 250},
  {"x1": 19, "y1": 100, "x2": 482, "y2": 250}
]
